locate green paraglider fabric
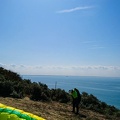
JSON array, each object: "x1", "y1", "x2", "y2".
[{"x1": 0, "y1": 103, "x2": 45, "y2": 120}]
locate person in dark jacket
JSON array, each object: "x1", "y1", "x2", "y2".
[{"x1": 70, "y1": 88, "x2": 81, "y2": 114}]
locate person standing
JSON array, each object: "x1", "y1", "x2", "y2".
[{"x1": 70, "y1": 88, "x2": 81, "y2": 114}]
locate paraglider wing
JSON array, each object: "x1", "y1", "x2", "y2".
[{"x1": 0, "y1": 103, "x2": 45, "y2": 120}]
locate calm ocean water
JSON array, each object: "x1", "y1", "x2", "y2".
[{"x1": 23, "y1": 75, "x2": 120, "y2": 109}]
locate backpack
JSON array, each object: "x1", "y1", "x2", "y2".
[{"x1": 74, "y1": 88, "x2": 81, "y2": 101}]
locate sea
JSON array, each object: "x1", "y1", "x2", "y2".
[{"x1": 22, "y1": 75, "x2": 120, "y2": 109}]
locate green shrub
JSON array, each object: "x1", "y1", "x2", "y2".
[
  {"x1": 115, "y1": 111, "x2": 120, "y2": 117},
  {"x1": 0, "y1": 81, "x2": 14, "y2": 97},
  {"x1": 0, "y1": 67, "x2": 22, "y2": 82},
  {"x1": 10, "y1": 90, "x2": 23, "y2": 98},
  {"x1": 50, "y1": 88, "x2": 70, "y2": 103},
  {"x1": 30, "y1": 84, "x2": 42, "y2": 101},
  {"x1": 41, "y1": 92, "x2": 50, "y2": 101}
]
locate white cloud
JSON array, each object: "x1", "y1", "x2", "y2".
[
  {"x1": 0, "y1": 63, "x2": 120, "y2": 77},
  {"x1": 57, "y1": 6, "x2": 93, "y2": 13},
  {"x1": 0, "y1": 63, "x2": 4, "y2": 67}
]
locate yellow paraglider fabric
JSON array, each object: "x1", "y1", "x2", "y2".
[{"x1": 0, "y1": 103, "x2": 45, "y2": 120}]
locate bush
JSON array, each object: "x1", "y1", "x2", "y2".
[
  {"x1": 30, "y1": 82, "x2": 51, "y2": 101},
  {"x1": 115, "y1": 111, "x2": 120, "y2": 117},
  {"x1": 0, "y1": 81, "x2": 14, "y2": 97},
  {"x1": 10, "y1": 90, "x2": 23, "y2": 98},
  {"x1": 0, "y1": 67, "x2": 22, "y2": 82},
  {"x1": 80, "y1": 92, "x2": 120, "y2": 117},
  {"x1": 50, "y1": 88, "x2": 70, "y2": 103},
  {"x1": 30, "y1": 84, "x2": 42, "y2": 101}
]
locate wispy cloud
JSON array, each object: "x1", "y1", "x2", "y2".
[
  {"x1": 82, "y1": 40, "x2": 96, "y2": 44},
  {"x1": 1, "y1": 63, "x2": 120, "y2": 77},
  {"x1": 81, "y1": 41, "x2": 105, "y2": 50},
  {"x1": 90, "y1": 45, "x2": 105, "y2": 49},
  {"x1": 57, "y1": 6, "x2": 93, "y2": 13}
]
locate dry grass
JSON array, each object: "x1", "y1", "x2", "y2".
[{"x1": 0, "y1": 97, "x2": 115, "y2": 120}]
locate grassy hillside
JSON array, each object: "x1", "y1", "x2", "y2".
[
  {"x1": 0, "y1": 67, "x2": 120, "y2": 120},
  {"x1": 0, "y1": 97, "x2": 119, "y2": 120}
]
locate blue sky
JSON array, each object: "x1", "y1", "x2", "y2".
[{"x1": 0, "y1": 0, "x2": 120, "y2": 77}]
